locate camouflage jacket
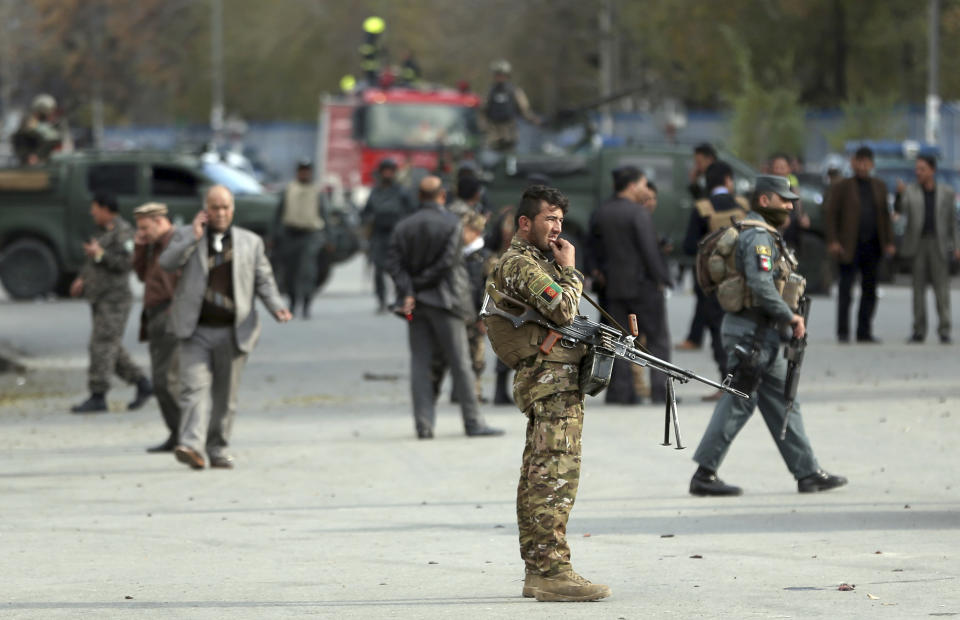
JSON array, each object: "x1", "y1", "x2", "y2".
[
  {"x1": 81, "y1": 216, "x2": 134, "y2": 302},
  {"x1": 488, "y1": 235, "x2": 585, "y2": 410}
]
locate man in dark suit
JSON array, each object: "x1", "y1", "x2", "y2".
[
  {"x1": 386, "y1": 176, "x2": 503, "y2": 439},
  {"x1": 825, "y1": 146, "x2": 895, "y2": 343},
  {"x1": 894, "y1": 154, "x2": 960, "y2": 344},
  {"x1": 590, "y1": 166, "x2": 673, "y2": 404}
]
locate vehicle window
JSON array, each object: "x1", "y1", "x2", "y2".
[
  {"x1": 87, "y1": 163, "x2": 138, "y2": 195},
  {"x1": 201, "y1": 161, "x2": 264, "y2": 195},
  {"x1": 616, "y1": 156, "x2": 675, "y2": 192},
  {"x1": 152, "y1": 165, "x2": 199, "y2": 197},
  {"x1": 365, "y1": 104, "x2": 477, "y2": 149}
]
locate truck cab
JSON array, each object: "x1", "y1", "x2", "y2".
[{"x1": 0, "y1": 150, "x2": 277, "y2": 299}]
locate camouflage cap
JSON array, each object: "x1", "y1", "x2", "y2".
[
  {"x1": 133, "y1": 202, "x2": 169, "y2": 218},
  {"x1": 754, "y1": 175, "x2": 799, "y2": 200},
  {"x1": 464, "y1": 211, "x2": 488, "y2": 232}
]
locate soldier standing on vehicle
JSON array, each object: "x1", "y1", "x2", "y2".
[
  {"x1": 362, "y1": 158, "x2": 415, "y2": 313},
  {"x1": 485, "y1": 185, "x2": 611, "y2": 602},
  {"x1": 12, "y1": 94, "x2": 65, "y2": 166},
  {"x1": 275, "y1": 160, "x2": 326, "y2": 318},
  {"x1": 70, "y1": 192, "x2": 153, "y2": 414},
  {"x1": 483, "y1": 60, "x2": 539, "y2": 153},
  {"x1": 895, "y1": 155, "x2": 960, "y2": 344},
  {"x1": 689, "y1": 176, "x2": 847, "y2": 497},
  {"x1": 132, "y1": 203, "x2": 181, "y2": 452}
]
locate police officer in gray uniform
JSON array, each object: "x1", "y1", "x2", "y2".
[
  {"x1": 689, "y1": 176, "x2": 847, "y2": 496},
  {"x1": 362, "y1": 159, "x2": 415, "y2": 312}
]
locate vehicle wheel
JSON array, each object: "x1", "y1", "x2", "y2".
[{"x1": 0, "y1": 238, "x2": 60, "y2": 299}]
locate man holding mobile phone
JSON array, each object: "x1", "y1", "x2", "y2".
[{"x1": 159, "y1": 185, "x2": 291, "y2": 470}]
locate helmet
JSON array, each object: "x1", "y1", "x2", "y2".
[
  {"x1": 32, "y1": 94, "x2": 56, "y2": 115},
  {"x1": 490, "y1": 59, "x2": 512, "y2": 75}
]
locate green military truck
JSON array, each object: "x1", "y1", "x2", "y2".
[
  {"x1": 0, "y1": 150, "x2": 279, "y2": 300},
  {"x1": 484, "y1": 143, "x2": 830, "y2": 293}
]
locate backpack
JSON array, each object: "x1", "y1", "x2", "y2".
[
  {"x1": 485, "y1": 82, "x2": 517, "y2": 123},
  {"x1": 695, "y1": 219, "x2": 788, "y2": 313}
]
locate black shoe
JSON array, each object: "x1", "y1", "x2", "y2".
[
  {"x1": 71, "y1": 393, "x2": 107, "y2": 414},
  {"x1": 907, "y1": 334, "x2": 924, "y2": 344},
  {"x1": 465, "y1": 425, "x2": 505, "y2": 437},
  {"x1": 856, "y1": 336, "x2": 881, "y2": 344},
  {"x1": 689, "y1": 468, "x2": 743, "y2": 496},
  {"x1": 128, "y1": 378, "x2": 153, "y2": 410},
  {"x1": 301, "y1": 301, "x2": 311, "y2": 319},
  {"x1": 837, "y1": 333, "x2": 850, "y2": 343},
  {"x1": 146, "y1": 437, "x2": 177, "y2": 453},
  {"x1": 417, "y1": 428, "x2": 434, "y2": 440},
  {"x1": 940, "y1": 335, "x2": 952, "y2": 345},
  {"x1": 798, "y1": 470, "x2": 848, "y2": 493}
]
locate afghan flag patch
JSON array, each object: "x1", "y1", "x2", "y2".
[
  {"x1": 529, "y1": 273, "x2": 563, "y2": 306},
  {"x1": 758, "y1": 255, "x2": 772, "y2": 272}
]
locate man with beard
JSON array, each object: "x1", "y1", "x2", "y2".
[
  {"x1": 689, "y1": 176, "x2": 847, "y2": 496},
  {"x1": 485, "y1": 185, "x2": 611, "y2": 602}
]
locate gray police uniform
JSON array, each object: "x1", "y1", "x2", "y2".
[
  {"x1": 692, "y1": 212, "x2": 820, "y2": 480},
  {"x1": 363, "y1": 184, "x2": 414, "y2": 308}
]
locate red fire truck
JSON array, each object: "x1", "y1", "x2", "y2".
[{"x1": 316, "y1": 85, "x2": 482, "y2": 201}]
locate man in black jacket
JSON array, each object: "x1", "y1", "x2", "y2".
[
  {"x1": 386, "y1": 176, "x2": 503, "y2": 439},
  {"x1": 682, "y1": 161, "x2": 748, "y2": 400},
  {"x1": 590, "y1": 166, "x2": 673, "y2": 404}
]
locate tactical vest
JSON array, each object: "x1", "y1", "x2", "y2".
[
  {"x1": 694, "y1": 196, "x2": 749, "y2": 233},
  {"x1": 282, "y1": 182, "x2": 324, "y2": 231},
  {"x1": 485, "y1": 83, "x2": 518, "y2": 123},
  {"x1": 696, "y1": 219, "x2": 804, "y2": 313},
  {"x1": 483, "y1": 257, "x2": 587, "y2": 370}
]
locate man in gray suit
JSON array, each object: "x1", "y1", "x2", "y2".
[
  {"x1": 159, "y1": 185, "x2": 292, "y2": 469},
  {"x1": 895, "y1": 154, "x2": 960, "y2": 344}
]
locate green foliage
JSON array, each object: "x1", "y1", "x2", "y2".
[
  {"x1": 826, "y1": 94, "x2": 907, "y2": 150},
  {"x1": 722, "y1": 27, "x2": 805, "y2": 167}
]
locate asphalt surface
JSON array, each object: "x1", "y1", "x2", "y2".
[{"x1": 1, "y1": 257, "x2": 958, "y2": 619}]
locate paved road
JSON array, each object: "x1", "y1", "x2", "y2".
[{"x1": 1, "y1": 257, "x2": 958, "y2": 619}]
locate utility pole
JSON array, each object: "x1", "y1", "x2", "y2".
[
  {"x1": 210, "y1": 0, "x2": 224, "y2": 145},
  {"x1": 925, "y1": 0, "x2": 940, "y2": 145},
  {"x1": 598, "y1": 0, "x2": 615, "y2": 137},
  {"x1": 91, "y1": 1, "x2": 106, "y2": 149}
]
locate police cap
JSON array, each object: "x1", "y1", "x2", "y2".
[
  {"x1": 378, "y1": 158, "x2": 398, "y2": 171},
  {"x1": 754, "y1": 175, "x2": 799, "y2": 200}
]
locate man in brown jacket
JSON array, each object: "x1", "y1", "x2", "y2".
[
  {"x1": 825, "y1": 146, "x2": 896, "y2": 343},
  {"x1": 133, "y1": 203, "x2": 181, "y2": 453}
]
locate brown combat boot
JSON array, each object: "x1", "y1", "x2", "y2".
[{"x1": 530, "y1": 570, "x2": 612, "y2": 602}]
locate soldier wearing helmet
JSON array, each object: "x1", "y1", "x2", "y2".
[
  {"x1": 12, "y1": 94, "x2": 65, "y2": 166},
  {"x1": 483, "y1": 60, "x2": 539, "y2": 153}
]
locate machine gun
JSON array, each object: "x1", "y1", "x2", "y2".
[
  {"x1": 779, "y1": 295, "x2": 810, "y2": 440},
  {"x1": 480, "y1": 289, "x2": 750, "y2": 449}
]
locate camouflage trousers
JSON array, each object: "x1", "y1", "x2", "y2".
[
  {"x1": 88, "y1": 297, "x2": 144, "y2": 394},
  {"x1": 466, "y1": 322, "x2": 487, "y2": 399},
  {"x1": 516, "y1": 390, "x2": 584, "y2": 576}
]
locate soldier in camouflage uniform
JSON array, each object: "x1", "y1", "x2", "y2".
[
  {"x1": 689, "y1": 176, "x2": 847, "y2": 496},
  {"x1": 484, "y1": 185, "x2": 611, "y2": 602},
  {"x1": 70, "y1": 192, "x2": 152, "y2": 413}
]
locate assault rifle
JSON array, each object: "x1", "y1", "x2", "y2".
[
  {"x1": 779, "y1": 295, "x2": 810, "y2": 440},
  {"x1": 481, "y1": 289, "x2": 750, "y2": 449}
]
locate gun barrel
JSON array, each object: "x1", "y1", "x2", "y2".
[{"x1": 621, "y1": 345, "x2": 749, "y2": 399}]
